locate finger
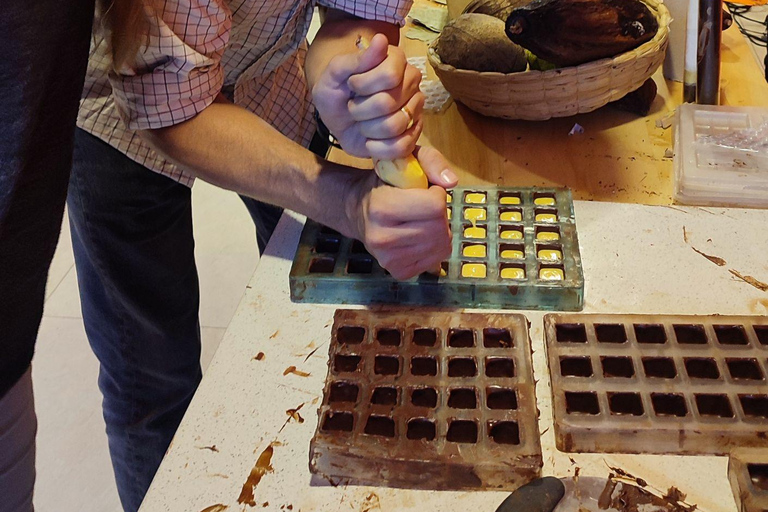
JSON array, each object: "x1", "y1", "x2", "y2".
[
  {"x1": 348, "y1": 45, "x2": 408, "y2": 97},
  {"x1": 368, "y1": 218, "x2": 451, "y2": 253},
  {"x1": 356, "y1": 90, "x2": 424, "y2": 140},
  {"x1": 348, "y1": 65, "x2": 422, "y2": 121},
  {"x1": 414, "y1": 146, "x2": 459, "y2": 189},
  {"x1": 365, "y1": 116, "x2": 423, "y2": 160},
  {"x1": 369, "y1": 185, "x2": 450, "y2": 224},
  {"x1": 324, "y1": 34, "x2": 389, "y2": 87}
]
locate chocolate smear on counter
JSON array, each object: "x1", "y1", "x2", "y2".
[
  {"x1": 237, "y1": 444, "x2": 274, "y2": 506},
  {"x1": 283, "y1": 366, "x2": 310, "y2": 377},
  {"x1": 200, "y1": 505, "x2": 228, "y2": 512}
]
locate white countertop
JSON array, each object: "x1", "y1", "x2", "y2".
[{"x1": 139, "y1": 201, "x2": 768, "y2": 512}]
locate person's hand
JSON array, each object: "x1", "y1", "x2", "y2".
[
  {"x1": 312, "y1": 33, "x2": 425, "y2": 160},
  {"x1": 343, "y1": 146, "x2": 459, "y2": 280}
]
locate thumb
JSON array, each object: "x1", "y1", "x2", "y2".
[{"x1": 414, "y1": 146, "x2": 459, "y2": 189}]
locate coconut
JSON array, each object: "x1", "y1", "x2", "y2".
[{"x1": 436, "y1": 13, "x2": 527, "y2": 73}]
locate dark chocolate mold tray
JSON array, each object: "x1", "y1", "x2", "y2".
[
  {"x1": 290, "y1": 187, "x2": 583, "y2": 310},
  {"x1": 309, "y1": 309, "x2": 542, "y2": 490},
  {"x1": 545, "y1": 314, "x2": 768, "y2": 455}
]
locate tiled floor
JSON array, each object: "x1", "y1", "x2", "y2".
[{"x1": 33, "y1": 180, "x2": 258, "y2": 512}]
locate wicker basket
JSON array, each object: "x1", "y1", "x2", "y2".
[{"x1": 427, "y1": 0, "x2": 671, "y2": 121}]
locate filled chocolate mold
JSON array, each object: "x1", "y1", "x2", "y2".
[
  {"x1": 545, "y1": 314, "x2": 768, "y2": 455},
  {"x1": 310, "y1": 309, "x2": 542, "y2": 490},
  {"x1": 290, "y1": 187, "x2": 583, "y2": 310}
]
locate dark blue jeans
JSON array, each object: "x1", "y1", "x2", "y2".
[{"x1": 67, "y1": 128, "x2": 320, "y2": 511}]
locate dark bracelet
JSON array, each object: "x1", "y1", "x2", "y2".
[{"x1": 314, "y1": 110, "x2": 343, "y2": 150}]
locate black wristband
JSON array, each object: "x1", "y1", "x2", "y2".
[{"x1": 314, "y1": 110, "x2": 343, "y2": 150}]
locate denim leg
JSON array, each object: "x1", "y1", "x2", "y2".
[{"x1": 67, "y1": 129, "x2": 203, "y2": 512}]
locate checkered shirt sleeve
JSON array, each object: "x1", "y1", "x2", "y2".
[
  {"x1": 316, "y1": 0, "x2": 412, "y2": 25},
  {"x1": 109, "y1": 0, "x2": 231, "y2": 131}
]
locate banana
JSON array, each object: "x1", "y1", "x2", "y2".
[{"x1": 373, "y1": 155, "x2": 428, "y2": 189}]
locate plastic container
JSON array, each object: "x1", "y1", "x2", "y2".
[{"x1": 674, "y1": 104, "x2": 768, "y2": 207}]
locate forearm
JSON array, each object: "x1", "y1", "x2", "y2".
[
  {"x1": 305, "y1": 9, "x2": 400, "y2": 89},
  {"x1": 139, "y1": 101, "x2": 363, "y2": 237}
]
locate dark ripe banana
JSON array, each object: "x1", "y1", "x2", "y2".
[{"x1": 505, "y1": 0, "x2": 659, "y2": 67}]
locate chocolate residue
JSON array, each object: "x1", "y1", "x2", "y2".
[
  {"x1": 361, "y1": 492, "x2": 381, "y2": 512},
  {"x1": 270, "y1": 330, "x2": 279, "y2": 339},
  {"x1": 286, "y1": 405, "x2": 305, "y2": 424},
  {"x1": 598, "y1": 477, "x2": 618, "y2": 509},
  {"x1": 198, "y1": 445, "x2": 219, "y2": 452},
  {"x1": 283, "y1": 366, "x2": 310, "y2": 377},
  {"x1": 254, "y1": 352, "x2": 265, "y2": 361},
  {"x1": 237, "y1": 444, "x2": 275, "y2": 506},
  {"x1": 200, "y1": 505, "x2": 228, "y2": 512},
  {"x1": 602, "y1": 467, "x2": 698, "y2": 511},
  {"x1": 730, "y1": 269, "x2": 768, "y2": 292},
  {"x1": 664, "y1": 487, "x2": 687, "y2": 503},
  {"x1": 691, "y1": 246, "x2": 726, "y2": 266},
  {"x1": 682, "y1": 226, "x2": 689, "y2": 243}
]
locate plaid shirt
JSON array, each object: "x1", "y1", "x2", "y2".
[{"x1": 77, "y1": 0, "x2": 411, "y2": 187}]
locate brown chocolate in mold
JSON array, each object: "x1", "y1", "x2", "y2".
[
  {"x1": 595, "y1": 324, "x2": 627, "y2": 343},
  {"x1": 739, "y1": 394, "x2": 768, "y2": 418},
  {"x1": 726, "y1": 358, "x2": 764, "y2": 380},
  {"x1": 487, "y1": 387, "x2": 518, "y2": 410},
  {"x1": 489, "y1": 421, "x2": 520, "y2": 445},
  {"x1": 685, "y1": 358, "x2": 720, "y2": 379},
  {"x1": 329, "y1": 382, "x2": 359, "y2": 403},
  {"x1": 642, "y1": 357, "x2": 677, "y2": 379},
  {"x1": 560, "y1": 357, "x2": 593, "y2": 377},
  {"x1": 634, "y1": 324, "x2": 667, "y2": 344},
  {"x1": 565, "y1": 391, "x2": 600, "y2": 415},
  {"x1": 601, "y1": 356, "x2": 635, "y2": 378},
  {"x1": 651, "y1": 393, "x2": 688, "y2": 417},
  {"x1": 315, "y1": 237, "x2": 340, "y2": 254},
  {"x1": 448, "y1": 328, "x2": 475, "y2": 347},
  {"x1": 754, "y1": 325, "x2": 768, "y2": 345},
  {"x1": 412, "y1": 328, "x2": 437, "y2": 347},
  {"x1": 483, "y1": 328, "x2": 513, "y2": 348},
  {"x1": 309, "y1": 257, "x2": 335, "y2": 273},
  {"x1": 608, "y1": 392, "x2": 644, "y2": 416},
  {"x1": 748, "y1": 463, "x2": 768, "y2": 491},
  {"x1": 556, "y1": 323, "x2": 587, "y2": 343},
  {"x1": 674, "y1": 324, "x2": 708, "y2": 345},
  {"x1": 407, "y1": 418, "x2": 436, "y2": 441},
  {"x1": 715, "y1": 324, "x2": 749, "y2": 345},
  {"x1": 347, "y1": 257, "x2": 373, "y2": 274},
  {"x1": 322, "y1": 411, "x2": 354, "y2": 432},
  {"x1": 485, "y1": 357, "x2": 515, "y2": 378},
  {"x1": 337, "y1": 326, "x2": 365, "y2": 345},
  {"x1": 350, "y1": 240, "x2": 369, "y2": 254},
  {"x1": 333, "y1": 354, "x2": 361, "y2": 373},
  {"x1": 695, "y1": 394, "x2": 734, "y2": 418}
]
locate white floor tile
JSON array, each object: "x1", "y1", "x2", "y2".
[
  {"x1": 45, "y1": 210, "x2": 74, "y2": 300},
  {"x1": 201, "y1": 327, "x2": 226, "y2": 372},
  {"x1": 191, "y1": 180, "x2": 258, "y2": 256},
  {"x1": 32, "y1": 317, "x2": 122, "y2": 512},
  {"x1": 43, "y1": 266, "x2": 81, "y2": 318},
  {"x1": 196, "y1": 253, "x2": 258, "y2": 328}
]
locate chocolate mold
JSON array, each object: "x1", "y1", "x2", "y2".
[
  {"x1": 545, "y1": 314, "x2": 768, "y2": 455},
  {"x1": 309, "y1": 309, "x2": 542, "y2": 490},
  {"x1": 290, "y1": 187, "x2": 583, "y2": 310}
]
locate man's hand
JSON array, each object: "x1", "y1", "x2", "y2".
[
  {"x1": 312, "y1": 33, "x2": 425, "y2": 161},
  {"x1": 344, "y1": 146, "x2": 459, "y2": 280}
]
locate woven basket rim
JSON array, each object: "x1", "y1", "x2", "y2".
[{"x1": 428, "y1": 0, "x2": 671, "y2": 78}]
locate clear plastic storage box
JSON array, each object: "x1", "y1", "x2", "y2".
[{"x1": 674, "y1": 104, "x2": 768, "y2": 208}]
